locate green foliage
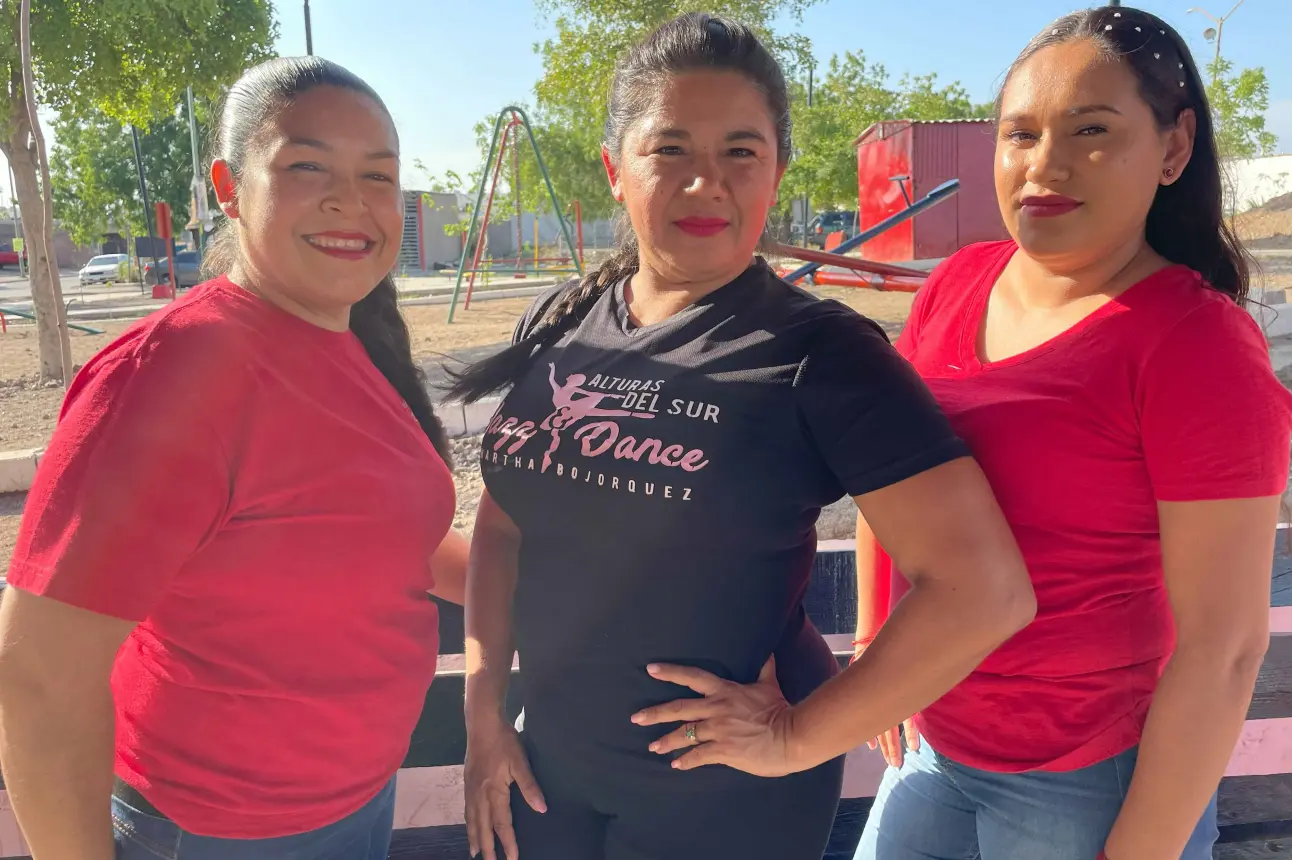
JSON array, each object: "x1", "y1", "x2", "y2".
[
  {"x1": 0, "y1": 0, "x2": 277, "y2": 133},
  {"x1": 49, "y1": 101, "x2": 210, "y2": 246},
  {"x1": 1206, "y1": 58, "x2": 1278, "y2": 160},
  {"x1": 452, "y1": 2, "x2": 984, "y2": 230},
  {"x1": 783, "y1": 55, "x2": 985, "y2": 209}
]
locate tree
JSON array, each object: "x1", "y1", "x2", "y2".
[
  {"x1": 1206, "y1": 58, "x2": 1278, "y2": 160},
  {"x1": 783, "y1": 55, "x2": 986, "y2": 211},
  {"x1": 0, "y1": 0, "x2": 276, "y2": 383},
  {"x1": 50, "y1": 101, "x2": 211, "y2": 248}
]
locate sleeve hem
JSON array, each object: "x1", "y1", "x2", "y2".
[
  {"x1": 4, "y1": 560, "x2": 151, "y2": 623},
  {"x1": 1153, "y1": 481, "x2": 1290, "y2": 503},
  {"x1": 839, "y1": 440, "x2": 972, "y2": 498}
]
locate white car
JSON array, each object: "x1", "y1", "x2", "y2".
[{"x1": 79, "y1": 253, "x2": 128, "y2": 286}]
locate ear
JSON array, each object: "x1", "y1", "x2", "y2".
[
  {"x1": 771, "y1": 163, "x2": 788, "y2": 206},
  {"x1": 602, "y1": 145, "x2": 624, "y2": 203},
  {"x1": 1161, "y1": 108, "x2": 1196, "y2": 187},
  {"x1": 211, "y1": 159, "x2": 240, "y2": 218}
]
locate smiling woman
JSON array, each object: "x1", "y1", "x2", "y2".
[{"x1": 0, "y1": 56, "x2": 466, "y2": 860}]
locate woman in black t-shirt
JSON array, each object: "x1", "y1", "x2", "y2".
[{"x1": 449, "y1": 14, "x2": 1036, "y2": 860}]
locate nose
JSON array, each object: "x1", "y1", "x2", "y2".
[
  {"x1": 684, "y1": 150, "x2": 728, "y2": 200},
  {"x1": 322, "y1": 172, "x2": 365, "y2": 216},
  {"x1": 1025, "y1": 131, "x2": 1072, "y2": 186}
]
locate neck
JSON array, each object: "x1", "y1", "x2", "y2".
[
  {"x1": 625, "y1": 257, "x2": 755, "y2": 327},
  {"x1": 228, "y1": 262, "x2": 350, "y2": 332},
  {"x1": 1008, "y1": 234, "x2": 1163, "y2": 310}
]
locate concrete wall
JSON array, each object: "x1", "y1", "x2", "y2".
[{"x1": 1225, "y1": 154, "x2": 1292, "y2": 214}]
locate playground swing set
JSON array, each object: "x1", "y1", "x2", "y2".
[{"x1": 446, "y1": 106, "x2": 586, "y2": 323}]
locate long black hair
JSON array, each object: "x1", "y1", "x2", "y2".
[
  {"x1": 1001, "y1": 5, "x2": 1251, "y2": 304},
  {"x1": 203, "y1": 56, "x2": 450, "y2": 463},
  {"x1": 445, "y1": 12, "x2": 793, "y2": 404}
]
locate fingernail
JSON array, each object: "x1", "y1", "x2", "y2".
[
  {"x1": 647, "y1": 664, "x2": 661, "y2": 674},
  {"x1": 649, "y1": 742, "x2": 660, "y2": 752},
  {"x1": 631, "y1": 713, "x2": 644, "y2": 724},
  {"x1": 671, "y1": 760, "x2": 682, "y2": 769}
]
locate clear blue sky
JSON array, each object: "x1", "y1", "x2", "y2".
[
  {"x1": 277, "y1": 0, "x2": 1292, "y2": 187},
  {"x1": 3, "y1": 0, "x2": 1290, "y2": 205}
]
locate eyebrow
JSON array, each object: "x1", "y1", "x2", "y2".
[
  {"x1": 654, "y1": 128, "x2": 769, "y2": 143},
  {"x1": 283, "y1": 137, "x2": 398, "y2": 159},
  {"x1": 1000, "y1": 104, "x2": 1123, "y2": 123}
]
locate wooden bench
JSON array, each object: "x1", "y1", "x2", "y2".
[{"x1": 0, "y1": 541, "x2": 1288, "y2": 859}]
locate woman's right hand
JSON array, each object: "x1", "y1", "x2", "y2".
[
  {"x1": 465, "y1": 714, "x2": 547, "y2": 860},
  {"x1": 853, "y1": 640, "x2": 920, "y2": 769}
]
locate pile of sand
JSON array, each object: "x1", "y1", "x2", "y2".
[{"x1": 1234, "y1": 191, "x2": 1292, "y2": 250}]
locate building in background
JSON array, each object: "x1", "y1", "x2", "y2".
[
  {"x1": 853, "y1": 119, "x2": 1007, "y2": 262},
  {"x1": 0, "y1": 221, "x2": 94, "y2": 269}
]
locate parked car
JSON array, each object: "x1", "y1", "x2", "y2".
[
  {"x1": 79, "y1": 253, "x2": 129, "y2": 285},
  {"x1": 0, "y1": 247, "x2": 22, "y2": 269},
  {"x1": 143, "y1": 251, "x2": 203, "y2": 289},
  {"x1": 805, "y1": 211, "x2": 858, "y2": 249}
]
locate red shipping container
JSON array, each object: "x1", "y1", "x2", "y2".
[{"x1": 853, "y1": 119, "x2": 1008, "y2": 263}]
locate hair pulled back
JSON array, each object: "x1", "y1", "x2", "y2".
[
  {"x1": 445, "y1": 12, "x2": 792, "y2": 403},
  {"x1": 1001, "y1": 5, "x2": 1250, "y2": 304},
  {"x1": 203, "y1": 56, "x2": 450, "y2": 463}
]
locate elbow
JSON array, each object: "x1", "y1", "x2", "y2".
[
  {"x1": 1173, "y1": 630, "x2": 1269, "y2": 690},
  {"x1": 976, "y1": 565, "x2": 1037, "y2": 642}
]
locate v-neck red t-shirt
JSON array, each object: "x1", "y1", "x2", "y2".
[
  {"x1": 880, "y1": 240, "x2": 1291, "y2": 772},
  {"x1": 8, "y1": 278, "x2": 454, "y2": 836}
]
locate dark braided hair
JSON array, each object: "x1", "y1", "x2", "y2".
[
  {"x1": 203, "y1": 56, "x2": 451, "y2": 463},
  {"x1": 1001, "y1": 5, "x2": 1251, "y2": 305},
  {"x1": 445, "y1": 12, "x2": 792, "y2": 403}
]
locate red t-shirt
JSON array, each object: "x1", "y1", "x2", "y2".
[
  {"x1": 7, "y1": 278, "x2": 455, "y2": 837},
  {"x1": 878, "y1": 241, "x2": 1291, "y2": 772}
]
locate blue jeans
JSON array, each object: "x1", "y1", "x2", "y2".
[
  {"x1": 854, "y1": 741, "x2": 1218, "y2": 860},
  {"x1": 112, "y1": 778, "x2": 396, "y2": 860}
]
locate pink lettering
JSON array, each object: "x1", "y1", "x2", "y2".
[
  {"x1": 566, "y1": 421, "x2": 709, "y2": 472},
  {"x1": 658, "y1": 444, "x2": 684, "y2": 467},
  {"x1": 680, "y1": 449, "x2": 709, "y2": 472}
]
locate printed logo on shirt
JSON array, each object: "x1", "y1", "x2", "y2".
[{"x1": 481, "y1": 363, "x2": 719, "y2": 501}]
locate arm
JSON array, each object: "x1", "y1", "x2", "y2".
[
  {"x1": 641, "y1": 457, "x2": 1034, "y2": 775},
  {"x1": 464, "y1": 491, "x2": 520, "y2": 725},
  {"x1": 428, "y1": 528, "x2": 470, "y2": 605},
  {"x1": 1103, "y1": 496, "x2": 1277, "y2": 860},
  {"x1": 853, "y1": 511, "x2": 888, "y2": 648},
  {"x1": 463, "y1": 490, "x2": 545, "y2": 860},
  {"x1": 0, "y1": 589, "x2": 134, "y2": 860},
  {"x1": 782, "y1": 456, "x2": 1034, "y2": 770}
]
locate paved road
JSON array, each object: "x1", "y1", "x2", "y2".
[{"x1": 0, "y1": 272, "x2": 109, "y2": 307}]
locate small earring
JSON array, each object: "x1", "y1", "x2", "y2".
[{"x1": 1163, "y1": 167, "x2": 1175, "y2": 179}]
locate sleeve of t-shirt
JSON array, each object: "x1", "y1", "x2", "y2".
[
  {"x1": 6, "y1": 331, "x2": 234, "y2": 621},
  {"x1": 894, "y1": 263, "x2": 941, "y2": 358},
  {"x1": 796, "y1": 305, "x2": 970, "y2": 497},
  {"x1": 1139, "y1": 298, "x2": 1292, "y2": 501}
]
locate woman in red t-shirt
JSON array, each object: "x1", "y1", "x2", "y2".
[
  {"x1": 843, "y1": 8, "x2": 1291, "y2": 860},
  {"x1": 0, "y1": 58, "x2": 464, "y2": 859},
  {"x1": 636, "y1": 6, "x2": 1291, "y2": 860}
]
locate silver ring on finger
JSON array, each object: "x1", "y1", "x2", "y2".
[{"x1": 684, "y1": 722, "x2": 699, "y2": 744}]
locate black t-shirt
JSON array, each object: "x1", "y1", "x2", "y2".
[{"x1": 481, "y1": 259, "x2": 967, "y2": 782}]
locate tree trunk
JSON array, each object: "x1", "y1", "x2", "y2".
[{"x1": 5, "y1": 9, "x2": 71, "y2": 385}]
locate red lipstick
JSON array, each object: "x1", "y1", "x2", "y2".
[
  {"x1": 674, "y1": 217, "x2": 730, "y2": 237},
  {"x1": 1019, "y1": 195, "x2": 1081, "y2": 218},
  {"x1": 304, "y1": 230, "x2": 376, "y2": 260}
]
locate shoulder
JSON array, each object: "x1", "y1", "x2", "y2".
[
  {"x1": 66, "y1": 279, "x2": 255, "y2": 420},
  {"x1": 514, "y1": 279, "x2": 582, "y2": 343},
  {"x1": 754, "y1": 266, "x2": 891, "y2": 347},
  {"x1": 1131, "y1": 268, "x2": 1265, "y2": 360}
]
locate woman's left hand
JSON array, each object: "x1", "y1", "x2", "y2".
[{"x1": 630, "y1": 656, "x2": 798, "y2": 777}]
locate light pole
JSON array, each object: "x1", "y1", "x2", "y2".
[
  {"x1": 1188, "y1": 0, "x2": 1246, "y2": 86},
  {"x1": 304, "y1": 0, "x2": 313, "y2": 55}
]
